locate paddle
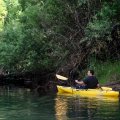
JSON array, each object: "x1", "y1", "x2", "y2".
[
  {"x1": 56, "y1": 74, "x2": 112, "y2": 91},
  {"x1": 56, "y1": 74, "x2": 68, "y2": 80}
]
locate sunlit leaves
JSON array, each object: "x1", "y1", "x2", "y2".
[{"x1": 0, "y1": 0, "x2": 7, "y2": 31}]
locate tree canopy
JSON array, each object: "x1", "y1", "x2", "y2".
[{"x1": 0, "y1": 0, "x2": 120, "y2": 73}]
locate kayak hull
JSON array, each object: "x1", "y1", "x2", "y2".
[{"x1": 57, "y1": 85, "x2": 119, "y2": 98}]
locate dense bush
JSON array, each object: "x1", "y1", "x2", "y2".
[{"x1": 0, "y1": 0, "x2": 120, "y2": 73}]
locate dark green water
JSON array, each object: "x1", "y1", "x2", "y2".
[{"x1": 0, "y1": 89, "x2": 119, "y2": 120}]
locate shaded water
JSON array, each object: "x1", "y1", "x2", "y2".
[{"x1": 0, "y1": 89, "x2": 119, "y2": 120}]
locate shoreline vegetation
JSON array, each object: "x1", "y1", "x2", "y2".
[
  {"x1": 0, "y1": 60, "x2": 120, "y2": 93},
  {"x1": 94, "y1": 60, "x2": 120, "y2": 91}
]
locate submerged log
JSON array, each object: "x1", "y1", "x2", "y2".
[{"x1": 104, "y1": 81, "x2": 120, "y2": 91}]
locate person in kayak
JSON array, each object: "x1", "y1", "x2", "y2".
[{"x1": 75, "y1": 70, "x2": 99, "y2": 89}]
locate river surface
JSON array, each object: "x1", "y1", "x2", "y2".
[{"x1": 0, "y1": 88, "x2": 119, "y2": 120}]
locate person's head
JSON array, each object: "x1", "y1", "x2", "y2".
[{"x1": 87, "y1": 70, "x2": 94, "y2": 76}]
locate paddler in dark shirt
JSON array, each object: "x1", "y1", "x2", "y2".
[{"x1": 75, "y1": 70, "x2": 99, "y2": 89}]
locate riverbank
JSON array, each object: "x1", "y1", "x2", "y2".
[
  {"x1": 0, "y1": 60, "x2": 119, "y2": 94},
  {"x1": 93, "y1": 60, "x2": 120, "y2": 84},
  {"x1": 91, "y1": 60, "x2": 120, "y2": 91}
]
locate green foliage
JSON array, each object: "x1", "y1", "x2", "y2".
[
  {"x1": 80, "y1": 1, "x2": 120, "y2": 61},
  {"x1": 88, "y1": 60, "x2": 120, "y2": 84},
  {"x1": 0, "y1": 21, "x2": 24, "y2": 71},
  {"x1": 0, "y1": 0, "x2": 120, "y2": 75},
  {"x1": 0, "y1": 0, "x2": 68, "y2": 72},
  {"x1": 0, "y1": 0, "x2": 7, "y2": 31},
  {"x1": 84, "y1": 3, "x2": 114, "y2": 42},
  {"x1": 4, "y1": 0, "x2": 21, "y2": 22}
]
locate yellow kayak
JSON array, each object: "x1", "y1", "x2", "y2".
[{"x1": 57, "y1": 85, "x2": 119, "y2": 98}]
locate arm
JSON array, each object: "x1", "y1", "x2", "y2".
[{"x1": 75, "y1": 80, "x2": 85, "y2": 85}]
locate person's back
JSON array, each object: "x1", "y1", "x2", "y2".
[
  {"x1": 83, "y1": 76, "x2": 98, "y2": 89},
  {"x1": 75, "y1": 70, "x2": 99, "y2": 89}
]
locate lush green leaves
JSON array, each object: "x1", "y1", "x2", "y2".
[
  {"x1": 0, "y1": 0, "x2": 120, "y2": 73},
  {"x1": 0, "y1": 0, "x2": 7, "y2": 31},
  {"x1": 0, "y1": 0, "x2": 68, "y2": 72}
]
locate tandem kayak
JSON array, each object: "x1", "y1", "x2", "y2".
[{"x1": 57, "y1": 85, "x2": 119, "y2": 98}]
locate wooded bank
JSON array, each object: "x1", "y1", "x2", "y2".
[{"x1": 0, "y1": 0, "x2": 120, "y2": 93}]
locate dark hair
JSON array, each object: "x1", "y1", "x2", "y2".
[{"x1": 89, "y1": 70, "x2": 94, "y2": 75}]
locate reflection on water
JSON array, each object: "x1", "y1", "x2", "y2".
[
  {"x1": 55, "y1": 94, "x2": 120, "y2": 120},
  {"x1": 0, "y1": 88, "x2": 56, "y2": 120},
  {"x1": 0, "y1": 89, "x2": 119, "y2": 120}
]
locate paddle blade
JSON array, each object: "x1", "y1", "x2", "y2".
[
  {"x1": 56, "y1": 74, "x2": 68, "y2": 80},
  {"x1": 101, "y1": 87, "x2": 112, "y2": 91}
]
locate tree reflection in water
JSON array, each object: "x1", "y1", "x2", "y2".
[{"x1": 55, "y1": 93, "x2": 120, "y2": 120}]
